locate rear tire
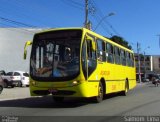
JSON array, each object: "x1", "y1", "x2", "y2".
[
  {"x1": 121, "y1": 81, "x2": 129, "y2": 96},
  {"x1": 93, "y1": 82, "x2": 103, "y2": 103}
]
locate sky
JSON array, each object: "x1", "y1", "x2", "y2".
[{"x1": 0, "y1": 0, "x2": 160, "y2": 55}]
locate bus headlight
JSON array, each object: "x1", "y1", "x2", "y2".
[
  {"x1": 31, "y1": 81, "x2": 36, "y2": 86},
  {"x1": 72, "y1": 80, "x2": 79, "y2": 86}
]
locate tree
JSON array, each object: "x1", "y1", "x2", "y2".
[{"x1": 109, "y1": 35, "x2": 132, "y2": 50}]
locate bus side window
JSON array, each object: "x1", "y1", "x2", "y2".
[
  {"x1": 114, "y1": 46, "x2": 120, "y2": 65},
  {"x1": 128, "y1": 53, "x2": 132, "y2": 67},
  {"x1": 97, "y1": 39, "x2": 106, "y2": 62},
  {"x1": 131, "y1": 54, "x2": 135, "y2": 67},
  {"x1": 106, "y1": 43, "x2": 114, "y2": 64},
  {"x1": 126, "y1": 52, "x2": 129, "y2": 66},
  {"x1": 121, "y1": 50, "x2": 126, "y2": 66}
]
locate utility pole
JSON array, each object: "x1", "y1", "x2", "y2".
[
  {"x1": 137, "y1": 42, "x2": 142, "y2": 83},
  {"x1": 84, "y1": 0, "x2": 89, "y2": 28}
]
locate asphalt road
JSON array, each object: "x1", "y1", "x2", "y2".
[{"x1": 0, "y1": 82, "x2": 160, "y2": 122}]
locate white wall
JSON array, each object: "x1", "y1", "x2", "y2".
[{"x1": 0, "y1": 28, "x2": 41, "y2": 72}]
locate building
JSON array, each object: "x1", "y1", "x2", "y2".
[
  {"x1": 135, "y1": 54, "x2": 160, "y2": 76},
  {"x1": 152, "y1": 55, "x2": 160, "y2": 74},
  {"x1": 0, "y1": 28, "x2": 42, "y2": 72}
]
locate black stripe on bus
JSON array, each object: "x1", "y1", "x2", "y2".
[{"x1": 88, "y1": 79, "x2": 136, "y2": 82}]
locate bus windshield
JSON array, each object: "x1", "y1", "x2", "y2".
[{"x1": 30, "y1": 30, "x2": 82, "y2": 81}]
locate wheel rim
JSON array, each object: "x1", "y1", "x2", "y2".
[
  {"x1": 125, "y1": 85, "x2": 128, "y2": 93},
  {"x1": 98, "y1": 83, "x2": 103, "y2": 100}
]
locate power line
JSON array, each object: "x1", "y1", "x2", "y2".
[
  {"x1": 61, "y1": 0, "x2": 84, "y2": 10},
  {"x1": 0, "y1": 16, "x2": 37, "y2": 28},
  {"x1": 69, "y1": 0, "x2": 84, "y2": 7},
  {"x1": 0, "y1": 0, "x2": 54, "y2": 27},
  {"x1": 0, "y1": 16, "x2": 41, "y2": 34},
  {"x1": 90, "y1": 0, "x2": 120, "y2": 36},
  {"x1": 14, "y1": 0, "x2": 55, "y2": 27},
  {"x1": 93, "y1": 14, "x2": 113, "y2": 36},
  {"x1": 0, "y1": 22, "x2": 36, "y2": 34},
  {"x1": 89, "y1": 0, "x2": 113, "y2": 35}
]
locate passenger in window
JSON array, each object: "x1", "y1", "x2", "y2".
[
  {"x1": 65, "y1": 48, "x2": 71, "y2": 61},
  {"x1": 43, "y1": 56, "x2": 52, "y2": 67},
  {"x1": 98, "y1": 51, "x2": 103, "y2": 61}
]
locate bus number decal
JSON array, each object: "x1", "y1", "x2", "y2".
[
  {"x1": 100, "y1": 71, "x2": 110, "y2": 76},
  {"x1": 112, "y1": 85, "x2": 116, "y2": 90}
]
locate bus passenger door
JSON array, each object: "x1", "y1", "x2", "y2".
[
  {"x1": 86, "y1": 36, "x2": 97, "y2": 78},
  {"x1": 87, "y1": 40, "x2": 97, "y2": 77},
  {"x1": 82, "y1": 35, "x2": 97, "y2": 80}
]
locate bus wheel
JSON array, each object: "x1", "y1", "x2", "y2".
[
  {"x1": 53, "y1": 96, "x2": 64, "y2": 103},
  {"x1": 121, "y1": 81, "x2": 128, "y2": 96},
  {"x1": 93, "y1": 82, "x2": 103, "y2": 103}
]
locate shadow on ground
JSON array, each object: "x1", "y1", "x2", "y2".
[{"x1": 0, "y1": 93, "x2": 121, "y2": 108}]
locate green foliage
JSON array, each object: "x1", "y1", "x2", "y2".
[{"x1": 109, "y1": 35, "x2": 132, "y2": 50}]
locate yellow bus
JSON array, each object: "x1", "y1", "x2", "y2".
[{"x1": 24, "y1": 27, "x2": 136, "y2": 103}]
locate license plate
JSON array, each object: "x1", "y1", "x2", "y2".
[{"x1": 48, "y1": 89, "x2": 58, "y2": 93}]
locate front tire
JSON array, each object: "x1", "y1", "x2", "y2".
[
  {"x1": 93, "y1": 82, "x2": 103, "y2": 103},
  {"x1": 121, "y1": 81, "x2": 129, "y2": 96}
]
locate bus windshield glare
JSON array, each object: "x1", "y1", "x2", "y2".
[{"x1": 30, "y1": 30, "x2": 82, "y2": 81}]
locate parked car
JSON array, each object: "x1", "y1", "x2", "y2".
[
  {"x1": 152, "y1": 74, "x2": 160, "y2": 87},
  {"x1": 2, "y1": 71, "x2": 29, "y2": 87},
  {"x1": 0, "y1": 74, "x2": 4, "y2": 94},
  {"x1": 0, "y1": 70, "x2": 6, "y2": 75},
  {"x1": 1, "y1": 72, "x2": 15, "y2": 88},
  {"x1": 20, "y1": 72, "x2": 29, "y2": 87}
]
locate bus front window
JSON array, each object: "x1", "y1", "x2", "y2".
[{"x1": 30, "y1": 30, "x2": 81, "y2": 81}]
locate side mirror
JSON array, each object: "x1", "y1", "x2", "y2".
[
  {"x1": 24, "y1": 50, "x2": 27, "y2": 60},
  {"x1": 24, "y1": 41, "x2": 32, "y2": 60}
]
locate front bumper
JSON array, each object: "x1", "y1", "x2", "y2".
[{"x1": 30, "y1": 81, "x2": 98, "y2": 98}]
